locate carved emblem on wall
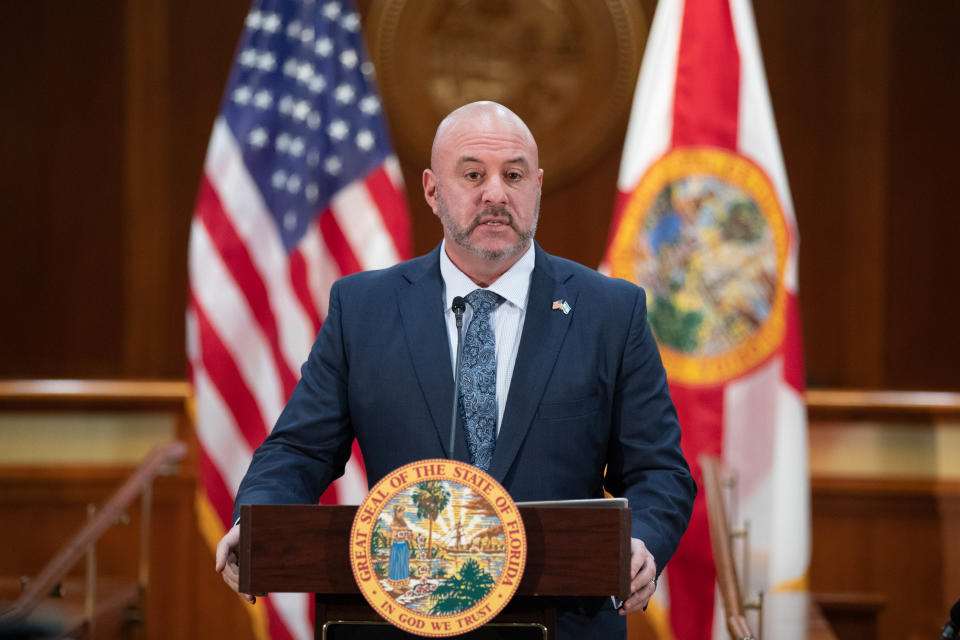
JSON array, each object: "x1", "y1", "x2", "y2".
[{"x1": 365, "y1": 0, "x2": 646, "y2": 188}]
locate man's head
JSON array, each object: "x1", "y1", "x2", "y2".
[{"x1": 423, "y1": 101, "x2": 543, "y2": 285}]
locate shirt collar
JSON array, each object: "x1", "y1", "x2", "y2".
[{"x1": 440, "y1": 240, "x2": 535, "y2": 311}]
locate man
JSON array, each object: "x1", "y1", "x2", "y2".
[{"x1": 217, "y1": 101, "x2": 696, "y2": 637}]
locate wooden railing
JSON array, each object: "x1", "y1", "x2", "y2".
[
  {"x1": 0, "y1": 442, "x2": 187, "y2": 634},
  {"x1": 701, "y1": 454, "x2": 757, "y2": 640},
  {"x1": 805, "y1": 388, "x2": 960, "y2": 418}
]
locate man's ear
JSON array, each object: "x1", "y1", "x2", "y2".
[{"x1": 423, "y1": 169, "x2": 438, "y2": 215}]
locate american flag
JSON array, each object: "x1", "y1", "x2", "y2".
[{"x1": 187, "y1": 1, "x2": 410, "y2": 637}]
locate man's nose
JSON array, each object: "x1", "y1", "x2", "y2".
[{"x1": 481, "y1": 174, "x2": 508, "y2": 205}]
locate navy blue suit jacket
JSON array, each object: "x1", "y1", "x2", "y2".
[{"x1": 235, "y1": 242, "x2": 695, "y2": 573}]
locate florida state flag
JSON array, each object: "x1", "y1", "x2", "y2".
[{"x1": 604, "y1": 0, "x2": 809, "y2": 637}]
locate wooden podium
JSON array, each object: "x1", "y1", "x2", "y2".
[{"x1": 239, "y1": 503, "x2": 631, "y2": 639}]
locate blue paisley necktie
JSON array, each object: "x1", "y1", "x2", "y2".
[{"x1": 459, "y1": 289, "x2": 505, "y2": 471}]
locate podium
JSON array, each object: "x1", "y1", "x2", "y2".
[{"x1": 239, "y1": 503, "x2": 631, "y2": 639}]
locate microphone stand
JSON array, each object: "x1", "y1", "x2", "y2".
[{"x1": 448, "y1": 297, "x2": 466, "y2": 461}]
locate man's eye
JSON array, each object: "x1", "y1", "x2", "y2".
[
  {"x1": 506, "y1": 171, "x2": 522, "y2": 181},
  {"x1": 465, "y1": 171, "x2": 481, "y2": 180}
]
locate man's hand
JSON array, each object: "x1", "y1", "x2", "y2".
[
  {"x1": 215, "y1": 523, "x2": 256, "y2": 604},
  {"x1": 618, "y1": 538, "x2": 657, "y2": 615}
]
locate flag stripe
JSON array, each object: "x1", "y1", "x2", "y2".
[
  {"x1": 288, "y1": 247, "x2": 323, "y2": 335},
  {"x1": 666, "y1": 382, "x2": 724, "y2": 638},
  {"x1": 323, "y1": 440, "x2": 368, "y2": 505},
  {"x1": 298, "y1": 222, "x2": 340, "y2": 322},
  {"x1": 672, "y1": 0, "x2": 740, "y2": 148},
  {"x1": 730, "y1": 0, "x2": 796, "y2": 229},
  {"x1": 365, "y1": 163, "x2": 413, "y2": 259},
  {"x1": 190, "y1": 223, "x2": 284, "y2": 431},
  {"x1": 616, "y1": 0, "x2": 684, "y2": 191},
  {"x1": 193, "y1": 300, "x2": 269, "y2": 453},
  {"x1": 263, "y1": 596, "x2": 298, "y2": 640},
  {"x1": 666, "y1": 495, "x2": 716, "y2": 639},
  {"x1": 319, "y1": 211, "x2": 363, "y2": 276},
  {"x1": 193, "y1": 362, "x2": 256, "y2": 495},
  {"x1": 782, "y1": 292, "x2": 805, "y2": 393},
  {"x1": 331, "y1": 180, "x2": 401, "y2": 270},
  {"x1": 199, "y1": 446, "x2": 237, "y2": 529},
  {"x1": 197, "y1": 177, "x2": 299, "y2": 397}
]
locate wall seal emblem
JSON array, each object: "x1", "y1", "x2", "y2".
[{"x1": 365, "y1": 0, "x2": 645, "y2": 189}]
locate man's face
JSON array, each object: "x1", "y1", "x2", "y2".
[
  {"x1": 434, "y1": 181, "x2": 540, "y2": 262},
  {"x1": 424, "y1": 114, "x2": 544, "y2": 265}
]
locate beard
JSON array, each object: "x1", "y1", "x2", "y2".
[{"x1": 435, "y1": 184, "x2": 539, "y2": 261}]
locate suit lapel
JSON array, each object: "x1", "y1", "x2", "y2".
[
  {"x1": 396, "y1": 247, "x2": 467, "y2": 461},
  {"x1": 489, "y1": 246, "x2": 577, "y2": 482}
]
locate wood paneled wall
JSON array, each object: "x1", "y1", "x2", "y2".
[
  {"x1": 0, "y1": 1, "x2": 958, "y2": 389},
  {"x1": 4, "y1": 440, "x2": 956, "y2": 639},
  {"x1": 810, "y1": 478, "x2": 959, "y2": 640}
]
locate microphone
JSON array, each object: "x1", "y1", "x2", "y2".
[
  {"x1": 448, "y1": 296, "x2": 467, "y2": 460},
  {"x1": 941, "y1": 598, "x2": 960, "y2": 639}
]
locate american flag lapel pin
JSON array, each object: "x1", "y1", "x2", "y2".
[{"x1": 552, "y1": 300, "x2": 571, "y2": 315}]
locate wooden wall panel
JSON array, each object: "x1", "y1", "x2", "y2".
[
  {"x1": 883, "y1": 1, "x2": 960, "y2": 390},
  {"x1": 1, "y1": 3, "x2": 959, "y2": 380},
  {"x1": 0, "y1": 1, "x2": 127, "y2": 378},
  {"x1": 810, "y1": 480, "x2": 960, "y2": 640}
]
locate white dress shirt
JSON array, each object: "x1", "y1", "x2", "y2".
[{"x1": 440, "y1": 240, "x2": 534, "y2": 435}]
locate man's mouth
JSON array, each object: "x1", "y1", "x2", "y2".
[{"x1": 473, "y1": 208, "x2": 513, "y2": 230}]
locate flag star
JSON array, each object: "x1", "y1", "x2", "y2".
[
  {"x1": 334, "y1": 83, "x2": 355, "y2": 105},
  {"x1": 297, "y1": 62, "x2": 314, "y2": 83},
  {"x1": 359, "y1": 95, "x2": 380, "y2": 115},
  {"x1": 339, "y1": 49, "x2": 358, "y2": 70},
  {"x1": 307, "y1": 111, "x2": 322, "y2": 130},
  {"x1": 232, "y1": 85, "x2": 252, "y2": 105},
  {"x1": 286, "y1": 174, "x2": 302, "y2": 194},
  {"x1": 307, "y1": 150, "x2": 321, "y2": 167},
  {"x1": 283, "y1": 58, "x2": 299, "y2": 77},
  {"x1": 257, "y1": 51, "x2": 276, "y2": 71},
  {"x1": 328, "y1": 119, "x2": 349, "y2": 141},
  {"x1": 253, "y1": 90, "x2": 273, "y2": 109},
  {"x1": 324, "y1": 155, "x2": 342, "y2": 175},
  {"x1": 341, "y1": 13, "x2": 361, "y2": 32},
  {"x1": 360, "y1": 61, "x2": 375, "y2": 77},
  {"x1": 240, "y1": 48, "x2": 258, "y2": 67},
  {"x1": 300, "y1": 27, "x2": 315, "y2": 44},
  {"x1": 262, "y1": 13, "x2": 281, "y2": 33},
  {"x1": 305, "y1": 183, "x2": 319, "y2": 203},
  {"x1": 276, "y1": 132, "x2": 291, "y2": 152},
  {"x1": 293, "y1": 100, "x2": 311, "y2": 121},
  {"x1": 283, "y1": 210, "x2": 298, "y2": 231},
  {"x1": 315, "y1": 37, "x2": 333, "y2": 57},
  {"x1": 272, "y1": 169, "x2": 288, "y2": 189},
  {"x1": 245, "y1": 10, "x2": 262, "y2": 30},
  {"x1": 248, "y1": 127, "x2": 269, "y2": 148},
  {"x1": 279, "y1": 95, "x2": 294, "y2": 115},
  {"x1": 323, "y1": 2, "x2": 342, "y2": 20},
  {"x1": 308, "y1": 75, "x2": 327, "y2": 94},
  {"x1": 289, "y1": 137, "x2": 305, "y2": 156},
  {"x1": 286, "y1": 20, "x2": 302, "y2": 39},
  {"x1": 355, "y1": 129, "x2": 374, "y2": 151}
]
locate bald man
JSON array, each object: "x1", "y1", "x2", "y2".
[{"x1": 218, "y1": 102, "x2": 696, "y2": 638}]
